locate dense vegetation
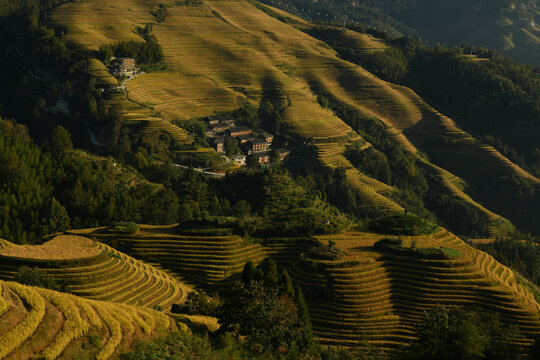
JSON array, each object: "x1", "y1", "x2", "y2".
[
  {"x1": 177, "y1": 168, "x2": 350, "y2": 237},
  {"x1": 370, "y1": 214, "x2": 438, "y2": 236},
  {"x1": 0, "y1": 116, "x2": 352, "y2": 244},
  {"x1": 403, "y1": 306, "x2": 522, "y2": 360},
  {"x1": 99, "y1": 24, "x2": 167, "y2": 72},
  {"x1": 0, "y1": 118, "x2": 182, "y2": 243}
]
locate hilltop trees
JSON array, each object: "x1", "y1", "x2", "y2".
[
  {"x1": 404, "y1": 306, "x2": 520, "y2": 360},
  {"x1": 219, "y1": 281, "x2": 305, "y2": 354},
  {"x1": 218, "y1": 261, "x2": 315, "y2": 356}
]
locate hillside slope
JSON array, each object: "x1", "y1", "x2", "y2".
[
  {"x1": 0, "y1": 235, "x2": 190, "y2": 310},
  {"x1": 301, "y1": 229, "x2": 540, "y2": 351},
  {"x1": 69, "y1": 225, "x2": 540, "y2": 352},
  {"x1": 258, "y1": 0, "x2": 540, "y2": 65},
  {"x1": 0, "y1": 280, "x2": 173, "y2": 359},
  {"x1": 52, "y1": 0, "x2": 540, "y2": 235}
]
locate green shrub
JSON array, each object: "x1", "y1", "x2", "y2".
[
  {"x1": 371, "y1": 214, "x2": 438, "y2": 236},
  {"x1": 14, "y1": 266, "x2": 60, "y2": 291},
  {"x1": 172, "y1": 290, "x2": 218, "y2": 316},
  {"x1": 112, "y1": 222, "x2": 140, "y2": 234},
  {"x1": 374, "y1": 238, "x2": 461, "y2": 260},
  {"x1": 440, "y1": 247, "x2": 462, "y2": 258}
]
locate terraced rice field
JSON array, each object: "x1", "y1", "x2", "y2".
[
  {"x1": 292, "y1": 229, "x2": 540, "y2": 352},
  {"x1": 61, "y1": 224, "x2": 540, "y2": 353},
  {"x1": 126, "y1": 73, "x2": 240, "y2": 121},
  {"x1": 0, "y1": 280, "x2": 173, "y2": 360},
  {"x1": 69, "y1": 225, "x2": 320, "y2": 289},
  {"x1": 418, "y1": 159, "x2": 514, "y2": 236},
  {"x1": 70, "y1": 225, "x2": 267, "y2": 287},
  {"x1": 107, "y1": 93, "x2": 191, "y2": 143},
  {"x1": 0, "y1": 235, "x2": 190, "y2": 310},
  {"x1": 50, "y1": 0, "x2": 172, "y2": 50}
]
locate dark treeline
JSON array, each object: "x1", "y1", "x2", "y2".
[{"x1": 403, "y1": 305, "x2": 524, "y2": 360}]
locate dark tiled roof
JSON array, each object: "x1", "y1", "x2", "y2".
[
  {"x1": 259, "y1": 131, "x2": 274, "y2": 138},
  {"x1": 249, "y1": 139, "x2": 267, "y2": 146},
  {"x1": 229, "y1": 126, "x2": 252, "y2": 133}
]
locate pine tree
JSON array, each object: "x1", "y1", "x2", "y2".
[
  {"x1": 295, "y1": 285, "x2": 314, "y2": 349},
  {"x1": 263, "y1": 258, "x2": 279, "y2": 288},
  {"x1": 241, "y1": 261, "x2": 257, "y2": 286},
  {"x1": 49, "y1": 125, "x2": 73, "y2": 156},
  {"x1": 280, "y1": 269, "x2": 295, "y2": 297},
  {"x1": 48, "y1": 197, "x2": 70, "y2": 233}
]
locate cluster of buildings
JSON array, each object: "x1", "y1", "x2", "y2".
[
  {"x1": 205, "y1": 115, "x2": 290, "y2": 166},
  {"x1": 108, "y1": 57, "x2": 138, "y2": 77}
]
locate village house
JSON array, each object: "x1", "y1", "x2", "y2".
[
  {"x1": 227, "y1": 126, "x2": 252, "y2": 137},
  {"x1": 212, "y1": 136, "x2": 226, "y2": 153},
  {"x1": 254, "y1": 152, "x2": 270, "y2": 165},
  {"x1": 109, "y1": 57, "x2": 137, "y2": 77},
  {"x1": 274, "y1": 148, "x2": 291, "y2": 161},
  {"x1": 258, "y1": 131, "x2": 274, "y2": 144},
  {"x1": 210, "y1": 123, "x2": 231, "y2": 133},
  {"x1": 237, "y1": 134, "x2": 254, "y2": 144},
  {"x1": 248, "y1": 139, "x2": 269, "y2": 153},
  {"x1": 205, "y1": 115, "x2": 235, "y2": 126},
  {"x1": 232, "y1": 154, "x2": 247, "y2": 166}
]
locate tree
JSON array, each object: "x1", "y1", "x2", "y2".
[
  {"x1": 295, "y1": 286, "x2": 314, "y2": 350},
  {"x1": 405, "y1": 306, "x2": 519, "y2": 360},
  {"x1": 224, "y1": 136, "x2": 239, "y2": 157},
  {"x1": 173, "y1": 290, "x2": 217, "y2": 316},
  {"x1": 242, "y1": 261, "x2": 258, "y2": 285},
  {"x1": 270, "y1": 150, "x2": 281, "y2": 164},
  {"x1": 233, "y1": 200, "x2": 251, "y2": 218},
  {"x1": 219, "y1": 281, "x2": 305, "y2": 354},
  {"x1": 48, "y1": 197, "x2": 70, "y2": 233},
  {"x1": 49, "y1": 125, "x2": 73, "y2": 156},
  {"x1": 246, "y1": 154, "x2": 258, "y2": 168},
  {"x1": 262, "y1": 258, "x2": 279, "y2": 288},
  {"x1": 280, "y1": 269, "x2": 295, "y2": 298}
]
